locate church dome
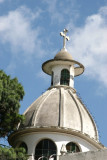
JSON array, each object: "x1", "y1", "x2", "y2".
[
  {"x1": 20, "y1": 86, "x2": 98, "y2": 141},
  {"x1": 9, "y1": 29, "x2": 104, "y2": 158},
  {"x1": 54, "y1": 48, "x2": 73, "y2": 60}
]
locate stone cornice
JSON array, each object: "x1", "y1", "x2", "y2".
[{"x1": 8, "y1": 126, "x2": 105, "y2": 149}]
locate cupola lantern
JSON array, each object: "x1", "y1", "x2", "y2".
[{"x1": 42, "y1": 29, "x2": 84, "y2": 88}]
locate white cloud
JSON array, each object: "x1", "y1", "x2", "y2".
[
  {"x1": 0, "y1": 0, "x2": 4, "y2": 3},
  {"x1": 43, "y1": 0, "x2": 78, "y2": 23},
  {"x1": 0, "y1": 6, "x2": 44, "y2": 62},
  {"x1": 43, "y1": 0, "x2": 63, "y2": 23},
  {"x1": 68, "y1": 6, "x2": 107, "y2": 87}
]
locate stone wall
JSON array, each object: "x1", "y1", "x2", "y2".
[{"x1": 59, "y1": 149, "x2": 107, "y2": 160}]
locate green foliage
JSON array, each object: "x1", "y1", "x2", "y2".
[
  {"x1": 0, "y1": 146, "x2": 28, "y2": 160},
  {"x1": 0, "y1": 70, "x2": 25, "y2": 138}
]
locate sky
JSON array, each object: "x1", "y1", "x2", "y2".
[{"x1": 0, "y1": 0, "x2": 107, "y2": 147}]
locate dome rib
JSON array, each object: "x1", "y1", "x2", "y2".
[
  {"x1": 68, "y1": 89, "x2": 83, "y2": 132},
  {"x1": 58, "y1": 88, "x2": 65, "y2": 127},
  {"x1": 76, "y1": 95, "x2": 99, "y2": 140},
  {"x1": 33, "y1": 90, "x2": 53, "y2": 126},
  {"x1": 58, "y1": 88, "x2": 61, "y2": 127},
  {"x1": 19, "y1": 86, "x2": 98, "y2": 140}
]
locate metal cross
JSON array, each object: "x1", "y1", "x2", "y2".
[{"x1": 60, "y1": 29, "x2": 70, "y2": 49}]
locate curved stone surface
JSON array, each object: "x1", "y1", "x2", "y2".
[
  {"x1": 54, "y1": 49, "x2": 73, "y2": 60},
  {"x1": 19, "y1": 86, "x2": 98, "y2": 141}
]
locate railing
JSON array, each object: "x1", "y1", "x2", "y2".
[
  {"x1": 37, "y1": 154, "x2": 57, "y2": 160},
  {"x1": 0, "y1": 153, "x2": 57, "y2": 160}
]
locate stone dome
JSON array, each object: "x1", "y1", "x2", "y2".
[
  {"x1": 20, "y1": 86, "x2": 98, "y2": 141},
  {"x1": 54, "y1": 48, "x2": 73, "y2": 60}
]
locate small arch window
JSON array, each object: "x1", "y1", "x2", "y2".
[
  {"x1": 19, "y1": 142, "x2": 28, "y2": 153},
  {"x1": 35, "y1": 139, "x2": 57, "y2": 160},
  {"x1": 66, "y1": 142, "x2": 80, "y2": 153},
  {"x1": 60, "y1": 69, "x2": 70, "y2": 86},
  {"x1": 51, "y1": 71, "x2": 54, "y2": 86}
]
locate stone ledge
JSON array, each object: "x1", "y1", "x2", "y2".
[{"x1": 59, "y1": 149, "x2": 107, "y2": 160}]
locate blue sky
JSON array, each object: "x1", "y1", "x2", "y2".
[{"x1": 0, "y1": 0, "x2": 107, "y2": 147}]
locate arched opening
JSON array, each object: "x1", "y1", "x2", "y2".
[
  {"x1": 60, "y1": 69, "x2": 70, "y2": 86},
  {"x1": 51, "y1": 71, "x2": 54, "y2": 86},
  {"x1": 19, "y1": 142, "x2": 28, "y2": 153},
  {"x1": 66, "y1": 142, "x2": 80, "y2": 153},
  {"x1": 35, "y1": 139, "x2": 57, "y2": 160}
]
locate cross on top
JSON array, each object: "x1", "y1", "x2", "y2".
[{"x1": 60, "y1": 29, "x2": 70, "y2": 49}]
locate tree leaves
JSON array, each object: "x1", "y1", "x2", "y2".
[
  {"x1": 0, "y1": 146, "x2": 28, "y2": 160},
  {"x1": 0, "y1": 70, "x2": 25, "y2": 138}
]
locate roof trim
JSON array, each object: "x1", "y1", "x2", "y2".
[
  {"x1": 42, "y1": 59, "x2": 84, "y2": 76},
  {"x1": 8, "y1": 127, "x2": 104, "y2": 149}
]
